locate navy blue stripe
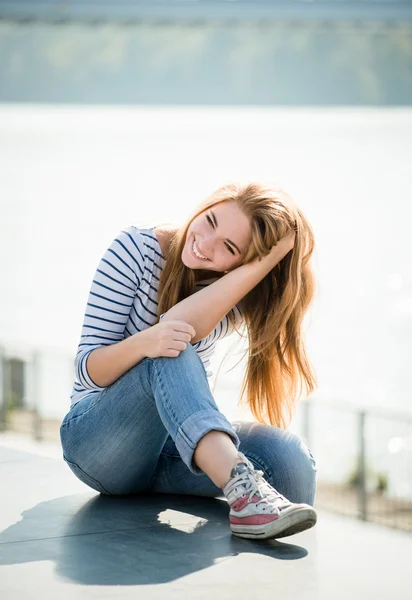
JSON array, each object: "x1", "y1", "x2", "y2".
[
  {"x1": 85, "y1": 313, "x2": 128, "y2": 326},
  {"x1": 141, "y1": 236, "x2": 164, "y2": 260},
  {"x1": 108, "y1": 246, "x2": 140, "y2": 278},
  {"x1": 200, "y1": 341, "x2": 218, "y2": 354},
  {"x1": 141, "y1": 276, "x2": 158, "y2": 295},
  {"x1": 220, "y1": 315, "x2": 229, "y2": 338},
  {"x1": 131, "y1": 304, "x2": 153, "y2": 327},
  {"x1": 95, "y1": 269, "x2": 136, "y2": 293},
  {"x1": 123, "y1": 230, "x2": 145, "y2": 264},
  {"x1": 92, "y1": 279, "x2": 135, "y2": 299},
  {"x1": 89, "y1": 291, "x2": 132, "y2": 307},
  {"x1": 78, "y1": 352, "x2": 93, "y2": 387},
  {"x1": 78, "y1": 342, "x2": 110, "y2": 348},
  {"x1": 210, "y1": 321, "x2": 222, "y2": 343},
  {"x1": 81, "y1": 334, "x2": 120, "y2": 342},
  {"x1": 115, "y1": 237, "x2": 145, "y2": 274},
  {"x1": 196, "y1": 339, "x2": 211, "y2": 352},
  {"x1": 82, "y1": 325, "x2": 125, "y2": 334},
  {"x1": 128, "y1": 311, "x2": 143, "y2": 332},
  {"x1": 142, "y1": 251, "x2": 163, "y2": 275},
  {"x1": 139, "y1": 287, "x2": 158, "y2": 307},
  {"x1": 101, "y1": 258, "x2": 137, "y2": 287},
  {"x1": 198, "y1": 346, "x2": 215, "y2": 356},
  {"x1": 75, "y1": 345, "x2": 99, "y2": 357},
  {"x1": 87, "y1": 302, "x2": 130, "y2": 318},
  {"x1": 136, "y1": 294, "x2": 158, "y2": 318},
  {"x1": 198, "y1": 324, "x2": 221, "y2": 353},
  {"x1": 141, "y1": 233, "x2": 158, "y2": 243}
]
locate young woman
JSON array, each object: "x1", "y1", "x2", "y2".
[{"x1": 60, "y1": 181, "x2": 319, "y2": 541}]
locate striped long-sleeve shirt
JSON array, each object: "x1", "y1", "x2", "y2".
[{"x1": 70, "y1": 225, "x2": 244, "y2": 407}]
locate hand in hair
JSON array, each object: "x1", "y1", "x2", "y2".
[
  {"x1": 255, "y1": 228, "x2": 296, "y2": 268},
  {"x1": 141, "y1": 320, "x2": 197, "y2": 359},
  {"x1": 278, "y1": 228, "x2": 296, "y2": 254}
]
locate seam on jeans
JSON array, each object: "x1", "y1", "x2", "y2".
[
  {"x1": 147, "y1": 461, "x2": 161, "y2": 490},
  {"x1": 63, "y1": 455, "x2": 112, "y2": 496},
  {"x1": 60, "y1": 393, "x2": 104, "y2": 427},
  {"x1": 147, "y1": 443, "x2": 181, "y2": 491},
  {"x1": 152, "y1": 359, "x2": 181, "y2": 433},
  {"x1": 160, "y1": 450, "x2": 181, "y2": 458},
  {"x1": 177, "y1": 424, "x2": 196, "y2": 449}
]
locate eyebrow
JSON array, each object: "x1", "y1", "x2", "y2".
[{"x1": 210, "y1": 210, "x2": 241, "y2": 254}]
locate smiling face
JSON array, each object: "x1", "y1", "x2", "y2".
[{"x1": 181, "y1": 200, "x2": 252, "y2": 275}]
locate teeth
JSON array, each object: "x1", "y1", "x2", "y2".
[{"x1": 193, "y1": 240, "x2": 208, "y2": 260}]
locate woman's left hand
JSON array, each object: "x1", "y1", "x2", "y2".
[
  {"x1": 278, "y1": 228, "x2": 296, "y2": 254},
  {"x1": 250, "y1": 228, "x2": 295, "y2": 270}
]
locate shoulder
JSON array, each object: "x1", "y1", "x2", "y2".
[
  {"x1": 153, "y1": 225, "x2": 179, "y2": 259},
  {"x1": 114, "y1": 226, "x2": 147, "y2": 255}
]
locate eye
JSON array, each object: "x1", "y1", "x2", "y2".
[
  {"x1": 206, "y1": 215, "x2": 214, "y2": 227},
  {"x1": 206, "y1": 214, "x2": 235, "y2": 255}
]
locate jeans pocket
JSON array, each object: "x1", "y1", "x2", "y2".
[{"x1": 63, "y1": 456, "x2": 112, "y2": 495}]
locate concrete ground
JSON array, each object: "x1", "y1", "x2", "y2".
[{"x1": 0, "y1": 435, "x2": 411, "y2": 599}]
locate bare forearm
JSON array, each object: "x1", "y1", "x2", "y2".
[
  {"x1": 162, "y1": 247, "x2": 290, "y2": 343},
  {"x1": 86, "y1": 331, "x2": 148, "y2": 387}
]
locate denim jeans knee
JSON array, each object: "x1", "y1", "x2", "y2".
[{"x1": 231, "y1": 421, "x2": 317, "y2": 506}]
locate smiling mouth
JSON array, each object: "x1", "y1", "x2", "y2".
[{"x1": 192, "y1": 238, "x2": 211, "y2": 261}]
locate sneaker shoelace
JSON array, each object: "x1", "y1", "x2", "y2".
[{"x1": 235, "y1": 467, "x2": 290, "y2": 514}]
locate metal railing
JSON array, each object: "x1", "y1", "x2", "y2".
[{"x1": 295, "y1": 397, "x2": 412, "y2": 532}]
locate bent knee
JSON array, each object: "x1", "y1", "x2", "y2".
[
  {"x1": 235, "y1": 422, "x2": 318, "y2": 505},
  {"x1": 279, "y1": 432, "x2": 318, "y2": 505}
]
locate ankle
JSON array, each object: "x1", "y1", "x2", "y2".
[
  {"x1": 221, "y1": 455, "x2": 244, "y2": 490},
  {"x1": 193, "y1": 431, "x2": 244, "y2": 489}
]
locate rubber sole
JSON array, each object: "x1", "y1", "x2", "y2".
[{"x1": 230, "y1": 506, "x2": 317, "y2": 540}]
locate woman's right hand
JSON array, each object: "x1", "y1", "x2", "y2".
[{"x1": 140, "y1": 320, "x2": 197, "y2": 359}]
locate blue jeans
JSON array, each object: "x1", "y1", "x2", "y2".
[{"x1": 60, "y1": 343, "x2": 317, "y2": 504}]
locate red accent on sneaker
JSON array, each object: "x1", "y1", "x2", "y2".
[
  {"x1": 230, "y1": 514, "x2": 280, "y2": 525},
  {"x1": 230, "y1": 495, "x2": 261, "y2": 512}
]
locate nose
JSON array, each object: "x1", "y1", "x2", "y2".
[{"x1": 200, "y1": 234, "x2": 214, "y2": 255}]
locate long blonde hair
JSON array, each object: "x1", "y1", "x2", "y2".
[{"x1": 156, "y1": 181, "x2": 318, "y2": 428}]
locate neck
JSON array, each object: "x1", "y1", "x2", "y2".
[{"x1": 194, "y1": 268, "x2": 224, "y2": 282}]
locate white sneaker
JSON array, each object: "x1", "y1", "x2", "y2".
[{"x1": 222, "y1": 452, "x2": 317, "y2": 540}]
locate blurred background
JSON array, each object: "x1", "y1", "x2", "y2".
[{"x1": 0, "y1": 0, "x2": 411, "y2": 532}]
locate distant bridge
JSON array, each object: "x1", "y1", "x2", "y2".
[{"x1": 0, "y1": 0, "x2": 411, "y2": 23}]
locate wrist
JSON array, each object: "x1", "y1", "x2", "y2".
[
  {"x1": 267, "y1": 238, "x2": 293, "y2": 262},
  {"x1": 253, "y1": 245, "x2": 288, "y2": 269},
  {"x1": 132, "y1": 329, "x2": 149, "y2": 361}
]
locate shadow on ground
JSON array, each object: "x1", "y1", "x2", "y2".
[{"x1": 0, "y1": 492, "x2": 310, "y2": 585}]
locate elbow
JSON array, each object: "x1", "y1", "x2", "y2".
[
  {"x1": 160, "y1": 312, "x2": 206, "y2": 344},
  {"x1": 75, "y1": 348, "x2": 105, "y2": 390}
]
